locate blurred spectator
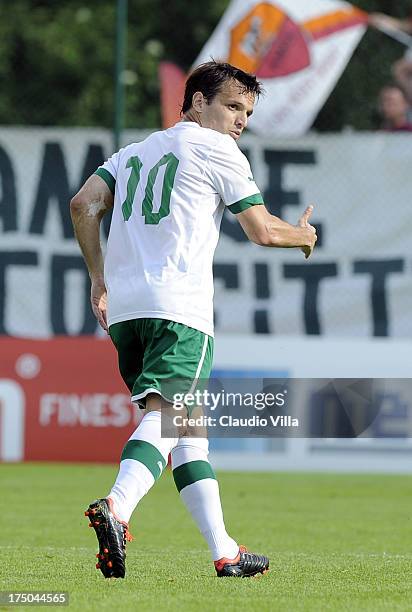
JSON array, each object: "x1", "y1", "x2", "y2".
[
  {"x1": 393, "y1": 54, "x2": 412, "y2": 106},
  {"x1": 378, "y1": 84, "x2": 412, "y2": 132},
  {"x1": 369, "y1": 13, "x2": 412, "y2": 105}
]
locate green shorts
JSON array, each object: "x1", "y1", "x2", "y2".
[{"x1": 109, "y1": 318, "x2": 214, "y2": 407}]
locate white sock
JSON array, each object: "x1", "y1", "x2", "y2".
[
  {"x1": 109, "y1": 410, "x2": 177, "y2": 522},
  {"x1": 171, "y1": 437, "x2": 239, "y2": 561}
]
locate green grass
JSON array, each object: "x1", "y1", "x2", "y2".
[{"x1": 1, "y1": 464, "x2": 412, "y2": 611}]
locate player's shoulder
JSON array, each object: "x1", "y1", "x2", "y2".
[
  {"x1": 206, "y1": 131, "x2": 247, "y2": 165},
  {"x1": 168, "y1": 121, "x2": 236, "y2": 149},
  {"x1": 114, "y1": 139, "x2": 144, "y2": 159}
]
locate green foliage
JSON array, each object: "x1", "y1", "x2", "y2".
[
  {"x1": 1, "y1": 0, "x2": 412, "y2": 130},
  {"x1": 0, "y1": 0, "x2": 228, "y2": 128},
  {"x1": 0, "y1": 1, "x2": 116, "y2": 126}
]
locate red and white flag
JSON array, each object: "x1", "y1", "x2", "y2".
[{"x1": 193, "y1": 0, "x2": 367, "y2": 136}]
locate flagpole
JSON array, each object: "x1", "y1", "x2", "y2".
[
  {"x1": 114, "y1": 0, "x2": 128, "y2": 152},
  {"x1": 374, "y1": 24, "x2": 412, "y2": 48}
]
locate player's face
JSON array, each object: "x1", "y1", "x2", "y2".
[
  {"x1": 199, "y1": 80, "x2": 255, "y2": 141},
  {"x1": 380, "y1": 87, "x2": 408, "y2": 121}
]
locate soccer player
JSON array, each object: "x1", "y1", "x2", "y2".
[{"x1": 70, "y1": 61, "x2": 317, "y2": 579}]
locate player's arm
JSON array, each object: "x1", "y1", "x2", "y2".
[
  {"x1": 236, "y1": 203, "x2": 317, "y2": 259},
  {"x1": 369, "y1": 13, "x2": 412, "y2": 34},
  {"x1": 392, "y1": 58, "x2": 412, "y2": 104},
  {"x1": 208, "y1": 140, "x2": 316, "y2": 258},
  {"x1": 70, "y1": 174, "x2": 114, "y2": 332}
]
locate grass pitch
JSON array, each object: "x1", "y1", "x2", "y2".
[{"x1": 1, "y1": 464, "x2": 412, "y2": 611}]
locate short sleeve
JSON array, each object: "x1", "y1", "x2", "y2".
[
  {"x1": 94, "y1": 150, "x2": 121, "y2": 195},
  {"x1": 207, "y1": 137, "x2": 264, "y2": 214}
]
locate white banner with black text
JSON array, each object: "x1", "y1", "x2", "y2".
[{"x1": 0, "y1": 127, "x2": 411, "y2": 338}]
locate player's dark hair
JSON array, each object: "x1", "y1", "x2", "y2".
[{"x1": 181, "y1": 61, "x2": 263, "y2": 114}]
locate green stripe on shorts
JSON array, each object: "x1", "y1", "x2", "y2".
[
  {"x1": 109, "y1": 319, "x2": 214, "y2": 409},
  {"x1": 172, "y1": 459, "x2": 216, "y2": 492},
  {"x1": 121, "y1": 439, "x2": 166, "y2": 480}
]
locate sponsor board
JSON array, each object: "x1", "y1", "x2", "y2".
[
  {"x1": 2, "y1": 335, "x2": 412, "y2": 471},
  {"x1": 0, "y1": 337, "x2": 138, "y2": 462}
]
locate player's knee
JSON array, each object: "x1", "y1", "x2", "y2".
[{"x1": 145, "y1": 393, "x2": 164, "y2": 413}]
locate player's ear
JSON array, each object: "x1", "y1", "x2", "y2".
[{"x1": 192, "y1": 91, "x2": 204, "y2": 113}]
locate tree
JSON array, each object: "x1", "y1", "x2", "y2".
[{"x1": 1, "y1": 0, "x2": 412, "y2": 130}]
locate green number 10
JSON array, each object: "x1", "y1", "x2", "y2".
[{"x1": 121, "y1": 152, "x2": 179, "y2": 224}]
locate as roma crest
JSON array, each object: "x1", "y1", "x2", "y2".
[
  {"x1": 228, "y1": 2, "x2": 366, "y2": 78},
  {"x1": 229, "y1": 3, "x2": 311, "y2": 78}
]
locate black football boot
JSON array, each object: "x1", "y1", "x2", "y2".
[
  {"x1": 214, "y1": 545, "x2": 269, "y2": 578},
  {"x1": 85, "y1": 497, "x2": 133, "y2": 579}
]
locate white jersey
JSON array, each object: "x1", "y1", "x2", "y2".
[{"x1": 96, "y1": 121, "x2": 263, "y2": 337}]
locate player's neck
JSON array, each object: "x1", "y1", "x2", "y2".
[{"x1": 181, "y1": 109, "x2": 202, "y2": 126}]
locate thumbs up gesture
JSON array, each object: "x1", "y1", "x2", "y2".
[{"x1": 298, "y1": 205, "x2": 317, "y2": 259}]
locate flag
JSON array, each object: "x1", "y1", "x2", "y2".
[
  {"x1": 193, "y1": 0, "x2": 367, "y2": 136},
  {"x1": 159, "y1": 62, "x2": 186, "y2": 128}
]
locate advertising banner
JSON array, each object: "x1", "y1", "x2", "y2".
[
  {"x1": 0, "y1": 337, "x2": 138, "y2": 462},
  {"x1": 2, "y1": 335, "x2": 412, "y2": 469},
  {"x1": 0, "y1": 127, "x2": 411, "y2": 338}
]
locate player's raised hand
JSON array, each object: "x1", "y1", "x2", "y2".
[
  {"x1": 368, "y1": 12, "x2": 401, "y2": 32},
  {"x1": 91, "y1": 277, "x2": 108, "y2": 332},
  {"x1": 298, "y1": 205, "x2": 317, "y2": 259},
  {"x1": 298, "y1": 204, "x2": 315, "y2": 226}
]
